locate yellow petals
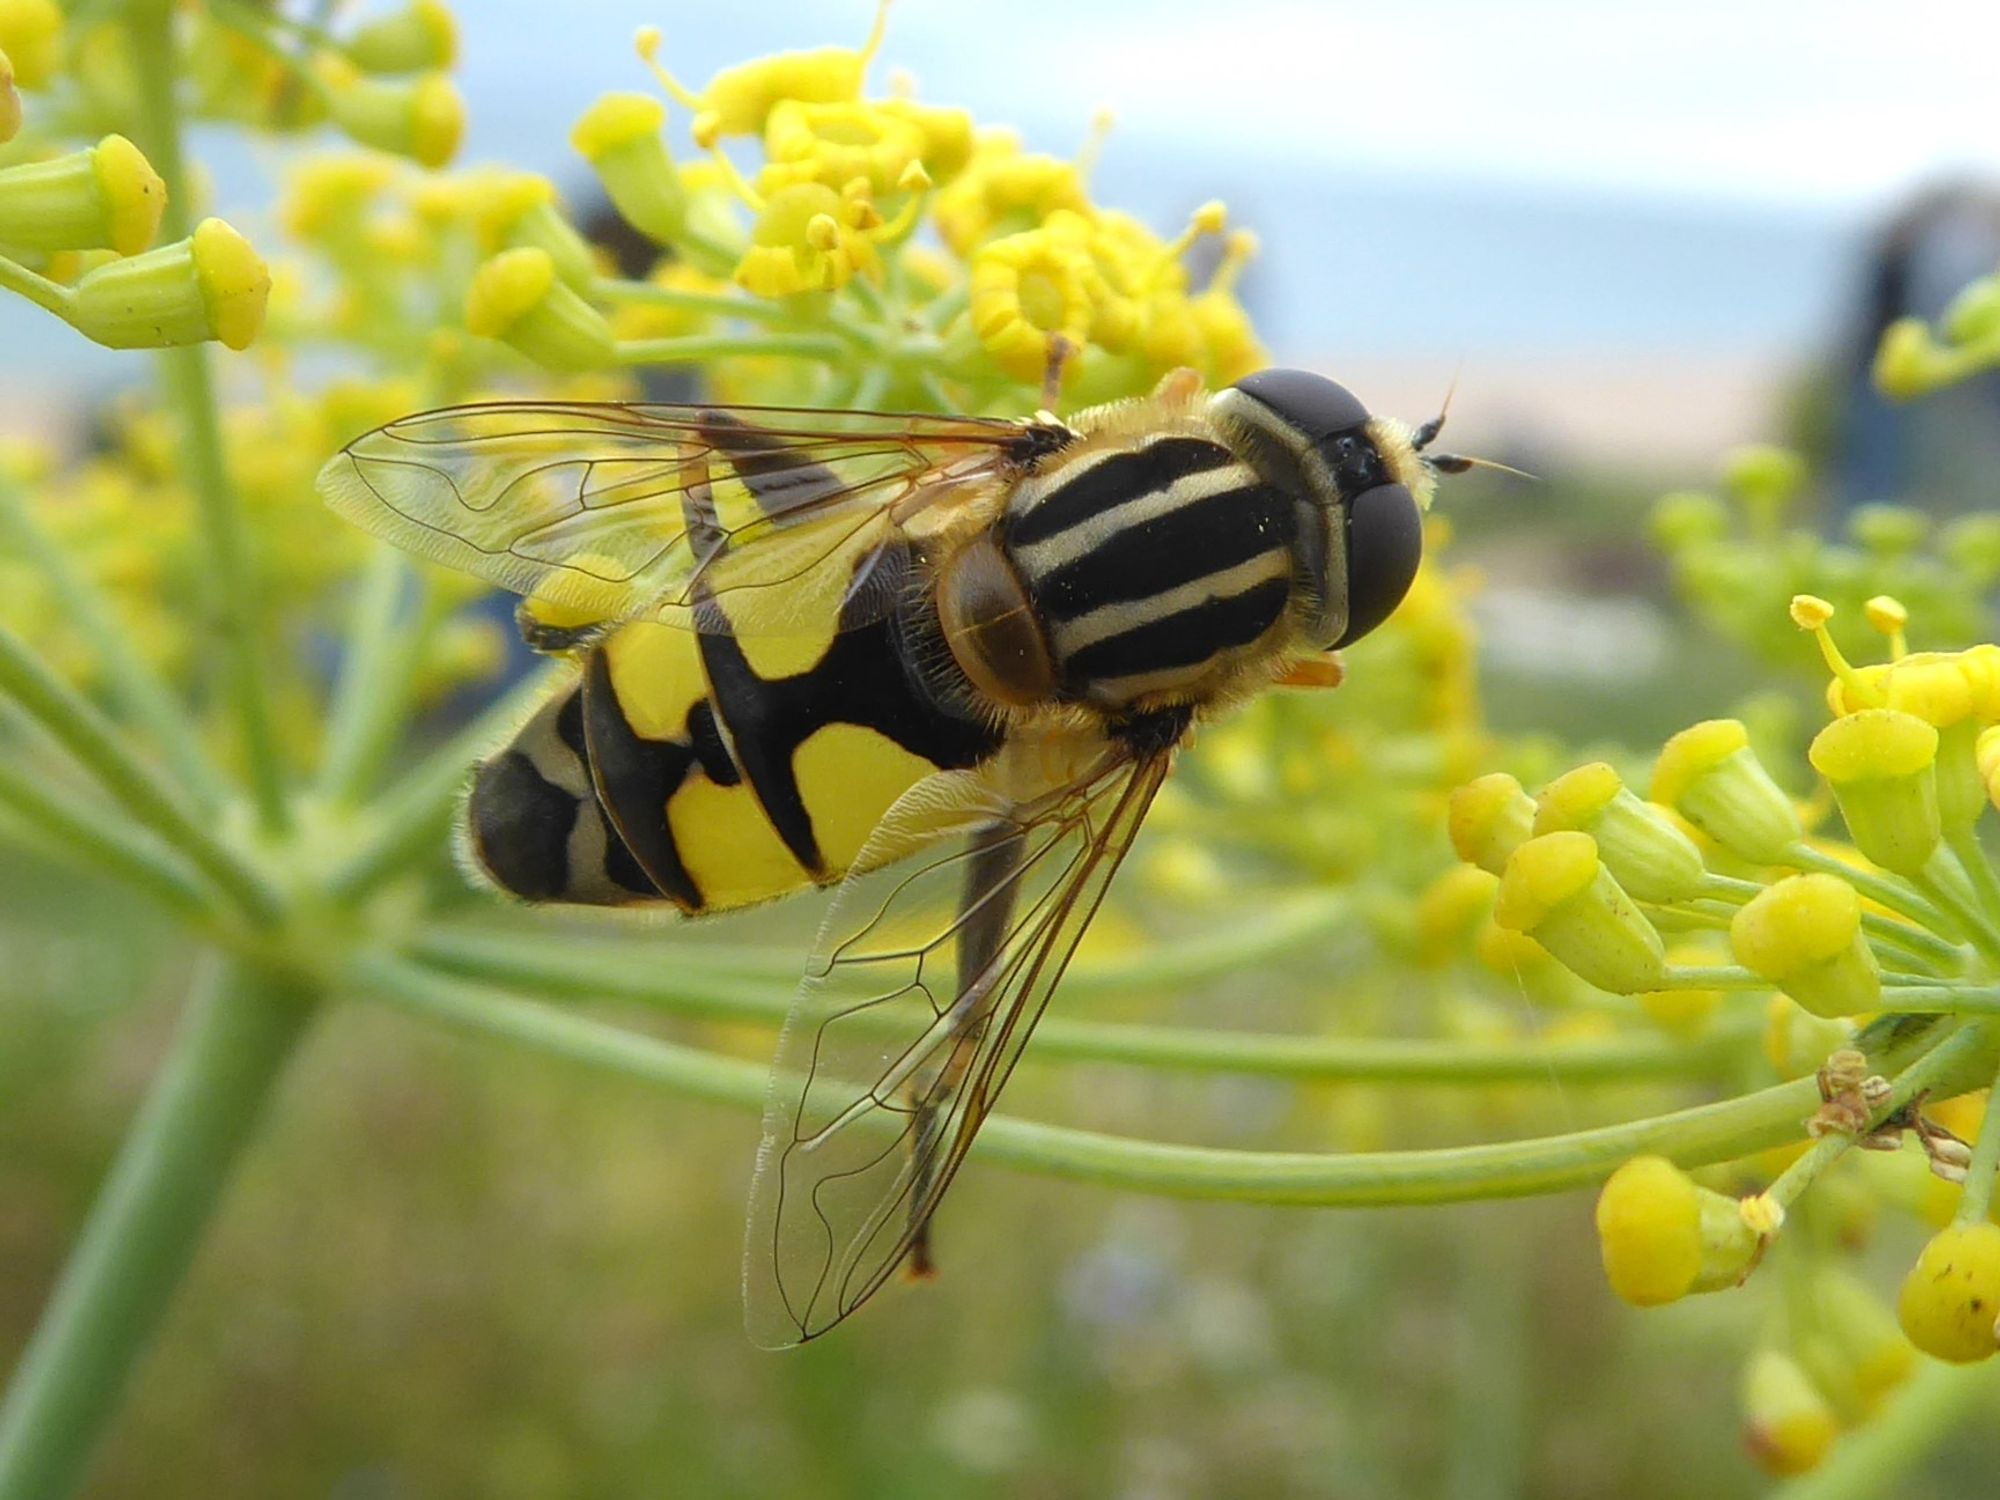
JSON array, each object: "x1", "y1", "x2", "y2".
[
  {"x1": 643, "y1": 1, "x2": 887, "y2": 139},
  {"x1": 0, "y1": 0, "x2": 60, "y2": 89},
  {"x1": 0, "y1": 135, "x2": 165, "y2": 257},
  {"x1": 933, "y1": 139, "x2": 1090, "y2": 257},
  {"x1": 1730, "y1": 874, "x2": 1879, "y2": 1018},
  {"x1": 969, "y1": 225, "x2": 1093, "y2": 382},
  {"x1": 760, "y1": 98, "x2": 928, "y2": 197},
  {"x1": 464, "y1": 247, "x2": 615, "y2": 371},
  {"x1": 1448, "y1": 772, "x2": 1536, "y2": 875},
  {"x1": 1595, "y1": 1155, "x2": 1758, "y2": 1306},
  {"x1": 1897, "y1": 1223, "x2": 2000, "y2": 1362},
  {"x1": 69, "y1": 218, "x2": 270, "y2": 351}
]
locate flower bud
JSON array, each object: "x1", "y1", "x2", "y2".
[
  {"x1": 0, "y1": 0, "x2": 59, "y2": 89},
  {"x1": 1809, "y1": 709, "x2": 1939, "y2": 875},
  {"x1": 1724, "y1": 444, "x2": 1806, "y2": 516},
  {"x1": 571, "y1": 93, "x2": 687, "y2": 246},
  {"x1": 1448, "y1": 772, "x2": 1535, "y2": 875},
  {"x1": 1897, "y1": 1223, "x2": 2000, "y2": 1362},
  {"x1": 344, "y1": 0, "x2": 458, "y2": 73},
  {"x1": 1534, "y1": 762, "x2": 1706, "y2": 902},
  {"x1": 319, "y1": 56, "x2": 463, "y2": 168},
  {"x1": 1413, "y1": 864, "x2": 1498, "y2": 966},
  {"x1": 1494, "y1": 832, "x2": 1667, "y2": 993},
  {"x1": 1650, "y1": 719, "x2": 1802, "y2": 865},
  {"x1": 477, "y1": 173, "x2": 598, "y2": 290},
  {"x1": 1741, "y1": 1350, "x2": 1838, "y2": 1478},
  {"x1": 69, "y1": 218, "x2": 270, "y2": 351},
  {"x1": 464, "y1": 247, "x2": 615, "y2": 372},
  {"x1": 1594, "y1": 1155, "x2": 1759, "y2": 1306},
  {"x1": 1731, "y1": 874, "x2": 1880, "y2": 1018},
  {"x1": 1943, "y1": 273, "x2": 2000, "y2": 347},
  {"x1": 1874, "y1": 317, "x2": 1948, "y2": 400},
  {"x1": 1798, "y1": 1270, "x2": 1914, "y2": 1420},
  {"x1": 0, "y1": 135, "x2": 165, "y2": 256}
]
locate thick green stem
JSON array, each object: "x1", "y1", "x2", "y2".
[
  {"x1": 0, "y1": 964, "x2": 316, "y2": 1500},
  {"x1": 406, "y1": 922, "x2": 1759, "y2": 1084},
  {"x1": 0, "y1": 477, "x2": 229, "y2": 808},
  {"x1": 315, "y1": 547, "x2": 427, "y2": 804},
  {"x1": 0, "y1": 255, "x2": 76, "y2": 324},
  {"x1": 127, "y1": 0, "x2": 291, "y2": 834},
  {"x1": 353, "y1": 954, "x2": 1981, "y2": 1207},
  {"x1": 0, "y1": 622, "x2": 283, "y2": 924}
]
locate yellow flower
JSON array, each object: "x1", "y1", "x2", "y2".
[
  {"x1": 345, "y1": 0, "x2": 459, "y2": 74},
  {"x1": 1808, "y1": 709, "x2": 1939, "y2": 875},
  {"x1": 759, "y1": 99, "x2": 929, "y2": 198},
  {"x1": 1594, "y1": 1155, "x2": 1759, "y2": 1306},
  {"x1": 0, "y1": 0, "x2": 60, "y2": 89},
  {"x1": 1650, "y1": 718, "x2": 1802, "y2": 864},
  {"x1": 0, "y1": 135, "x2": 165, "y2": 257},
  {"x1": 317, "y1": 55, "x2": 464, "y2": 168},
  {"x1": 464, "y1": 246, "x2": 616, "y2": 371},
  {"x1": 1493, "y1": 831, "x2": 1666, "y2": 994},
  {"x1": 1741, "y1": 1350, "x2": 1838, "y2": 1477},
  {"x1": 1730, "y1": 874, "x2": 1879, "y2": 1019},
  {"x1": 639, "y1": 3, "x2": 886, "y2": 140},
  {"x1": 969, "y1": 224, "x2": 1095, "y2": 383},
  {"x1": 734, "y1": 182, "x2": 880, "y2": 298},
  {"x1": 1448, "y1": 772, "x2": 1535, "y2": 875},
  {"x1": 933, "y1": 134, "x2": 1091, "y2": 257},
  {"x1": 1897, "y1": 1223, "x2": 2000, "y2": 1362},
  {"x1": 1533, "y1": 761, "x2": 1706, "y2": 902},
  {"x1": 69, "y1": 218, "x2": 271, "y2": 351},
  {"x1": 281, "y1": 154, "x2": 397, "y2": 241}
]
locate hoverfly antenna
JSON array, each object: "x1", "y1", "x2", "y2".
[
  {"x1": 1427, "y1": 452, "x2": 1538, "y2": 482},
  {"x1": 1411, "y1": 368, "x2": 1461, "y2": 452}
]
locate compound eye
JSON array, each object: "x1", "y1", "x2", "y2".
[
  {"x1": 1232, "y1": 368, "x2": 1368, "y2": 440},
  {"x1": 1335, "y1": 483, "x2": 1422, "y2": 647}
]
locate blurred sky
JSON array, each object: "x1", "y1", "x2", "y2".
[{"x1": 8, "y1": 0, "x2": 1999, "y2": 380}]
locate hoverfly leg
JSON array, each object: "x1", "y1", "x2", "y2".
[
  {"x1": 1275, "y1": 653, "x2": 1345, "y2": 690},
  {"x1": 900, "y1": 823, "x2": 1024, "y2": 1283},
  {"x1": 1038, "y1": 335, "x2": 1076, "y2": 413}
]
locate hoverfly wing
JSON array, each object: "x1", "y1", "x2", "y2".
[
  {"x1": 315, "y1": 401, "x2": 1037, "y2": 637},
  {"x1": 743, "y1": 744, "x2": 1172, "y2": 1348}
]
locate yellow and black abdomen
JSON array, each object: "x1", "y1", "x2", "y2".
[{"x1": 465, "y1": 606, "x2": 1004, "y2": 913}]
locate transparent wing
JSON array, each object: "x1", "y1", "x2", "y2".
[
  {"x1": 743, "y1": 745, "x2": 1173, "y2": 1347},
  {"x1": 315, "y1": 401, "x2": 1040, "y2": 635}
]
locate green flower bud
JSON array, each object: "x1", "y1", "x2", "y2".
[
  {"x1": 344, "y1": 0, "x2": 458, "y2": 73},
  {"x1": 1724, "y1": 444, "x2": 1806, "y2": 517},
  {"x1": 464, "y1": 247, "x2": 615, "y2": 372},
  {"x1": 1494, "y1": 831, "x2": 1667, "y2": 993},
  {"x1": 1650, "y1": 720, "x2": 1802, "y2": 865},
  {"x1": 319, "y1": 56, "x2": 464, "y2": 168},
  {"x1": 0, "y1": 135, "x2": 165, "y2": 256},
  {"x1": 571, "y1": 93, "x2": 687, "y2": 245},
  {"x1": 1809, "y1": 709, "x2": 1939, "y2": 876},
  {"x1": 69, "y1": 217, "x2": 271, "y2": 351},
  {"x1": 1649, "y1": 490, "x2": 1727, "y2": 549},
  {"x1": 479, "y1": 174, "x2": 599, "y2": 291},
  {"x1": 1447, "y1": 772, "x2": 1534, "y2": 876},
  {"x1": 1534, "y1": 762, "x2": 1706, "y2": 902},
  {"x1": 1942, "y1": 273, "x2": 2000, "y2": 347},
  {"x1": 1848, "y1": 503, "x2": 1927, "y2": 556},
  {"x1": 1731, "y1": 874, "x2": 1880, "y2": 1018}
]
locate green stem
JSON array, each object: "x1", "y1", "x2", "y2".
[
  {"x1": 128, "y1": 0, "x2": 291, "y2": 835},
  {"x1": 615, "y1": 332, "x2": 851, "y2": 367},
  {"x1": 315, "y1": 547, "x2": 426, "y2": 804},
  {"x1": 353, "y1": 954, "x2": 1979, "y2": 1207},
  {"x1": 1909, "y1": 864, "x2": 2000, "y2": 967},
  {"x1": 0, "y1": 740, "x2": 215, "y2": 920},
  {"x1": 0, "y1": 475, "x2": 229, "y2": 808},
  {"x1": 0, "y1": 622, "x2": 284, "y2": 924},
  {"x1": 0, "y1": 964, "x2": 316, "y2": 1500},
  {"x1": 1774, "y1": 1361, "x2": 2000, "y2": 1500},
  {"x1": 323, "y1": 662, "x2": 571, "y2": 903},
  {"x1": 592, "y1": 277, "x2": 812, "y2": 327},
  {"x1": 405, "y1": 925, "x2": 1760, "y2": 1084},
  {"x1": 1945, "y1": 827, "x2": 2000, "y2": 932},
  {"x1": 0, "y1": 254, "x2": 75, "y2": 322},
  {"x1": 1953, "y1": 1049, "x2": 2000, "y2": 1225}
]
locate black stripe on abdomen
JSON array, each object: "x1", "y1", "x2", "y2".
[{"x1": 1007, "y1": 436, "x2": 1236, "y2": 548}]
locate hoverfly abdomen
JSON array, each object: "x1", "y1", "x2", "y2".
[{"x1": 998, "y1": 434, "x2": 1298, "y2": 708}]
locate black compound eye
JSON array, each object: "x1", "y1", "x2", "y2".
[
  {"x1": 1336, "y1": 483, "x2": 1422, "y2": 648},
  {"x1": 1232, "y1": 368, "x2": 1368, "y2": 440}
]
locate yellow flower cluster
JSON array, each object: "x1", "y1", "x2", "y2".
[{"x1": 462, "y1": 6, "x2": 1268, "y2": 411}]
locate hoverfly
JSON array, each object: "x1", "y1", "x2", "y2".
[{"x1": 316, "y1": 364, "x2": 1463, "y2": 1347}]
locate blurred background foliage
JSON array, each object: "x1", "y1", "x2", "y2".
[{"x1": 6, "y1": 2, "x2": 2000, "y2": 1498}]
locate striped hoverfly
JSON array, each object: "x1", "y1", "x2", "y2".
[{"x1": 316, "y1": 365, "x2": 1464, "y2": 1346}]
